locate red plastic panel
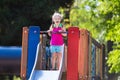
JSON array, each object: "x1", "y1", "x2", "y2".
[{"x1": 67, "y1": 27, "x2": 79, "y2": 80}]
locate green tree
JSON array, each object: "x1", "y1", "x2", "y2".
[
  {"x1": 70, "y1": 0, "x2": 106, "y2": 42},
  {"x1": 70, "y1": 0, "x2": 120, "y2": 73},
  {"x1": 102, "y1": 0, "x2": 120, "y2": 73}
]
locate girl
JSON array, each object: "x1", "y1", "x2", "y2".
[{"x1": 48, "y1": 12, "x2": 66, "y2": 70}]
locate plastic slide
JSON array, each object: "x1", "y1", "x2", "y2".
[{"x1": 29, "y1": 42, "x2": 64, "y2": 80}]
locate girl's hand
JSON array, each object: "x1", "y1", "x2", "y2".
[
  {"x1": 48, "y1": 25, "x2": 53, "y2": 36},
  {"x1": 47, "y1": 29, "x2": 52, "y2": 36},
  {"x1": 47, "y1": 29, "x2": 52, "y2": 32},
  {"x1": 58, "y1": 30, "x2": 63, "y2": 32}
]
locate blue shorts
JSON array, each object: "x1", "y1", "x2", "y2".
[{"x1": 50, "y1": 45, "x2": 62, "y2": 53}]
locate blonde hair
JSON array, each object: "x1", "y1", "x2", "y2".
[{"x1": 52, "y1": 12, "x2": 63, "y2": 20}]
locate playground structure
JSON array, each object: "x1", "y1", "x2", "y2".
[
  {"x1": 21, "y1": 27, "x2": 103, "y2": 80},
  {"x1": 0, "y1": 26, "x2": 105, "y2": 80}
]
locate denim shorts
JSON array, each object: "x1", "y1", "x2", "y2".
[{"x1": 50, "y1": 45, "x2": 62, "y2": 53}]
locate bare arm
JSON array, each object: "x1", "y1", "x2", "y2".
[
  {"x1": 48, "y1": 25, "x2": 53, "y2": 36},
  {"x1": 61, "y1": 26, "x2": 67, "y2": 37}
]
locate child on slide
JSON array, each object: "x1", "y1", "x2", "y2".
[{"x1": 48, "y1": 12, "x2": 66, "y2": 70}]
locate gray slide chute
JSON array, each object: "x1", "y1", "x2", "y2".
[{"x1": 29, "y1": 42, "x2": 64, "y2": 80}]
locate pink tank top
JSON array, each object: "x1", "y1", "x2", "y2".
[{"x1": 50, "y1": 27, "x2": 64, "y2": 45}]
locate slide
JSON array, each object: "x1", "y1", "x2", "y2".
[{"x1": 29, "y1": 42, "x2": 64, "y2": 80}]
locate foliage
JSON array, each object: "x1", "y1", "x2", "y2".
[
  {"x1": 100, "y1": 0, "x2": 120, "y2": 73},
  {"x1": 70, "y1": 0, "x2": 120, "y2": 73},
  {"x1": 107, "y1": 49, "x2": 120, "y2": 73},
  {"x1": 70, "y1": 0, "x2": 105, "y2": 41}
]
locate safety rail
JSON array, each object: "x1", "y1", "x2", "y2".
[{"x1": 20, "y1": 26, "x2": 105, "y2": 80}]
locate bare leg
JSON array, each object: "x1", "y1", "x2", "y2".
[
  {"x1": 56, "y1": 53, "x2": 62, "y2": 70},
  {"x1": 51, "y1": 53, "x2": 57, "y2": 70}
]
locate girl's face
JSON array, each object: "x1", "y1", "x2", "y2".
[{"x1": 53, "y1": 16, "x2": 61, "y2": 24}]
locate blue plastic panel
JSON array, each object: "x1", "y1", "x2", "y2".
[{"x1": 27, "y1": 26, "x2": 40, "y2": 79}]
